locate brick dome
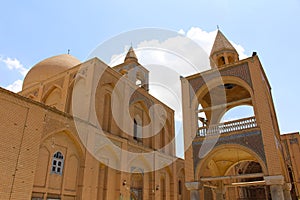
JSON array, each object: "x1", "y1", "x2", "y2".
[{"x1": 23, "y1": 54, "x2": 80, "y2": 90}]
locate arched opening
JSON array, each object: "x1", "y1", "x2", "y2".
[
  {"x1": 197, "y1": 104, "x2": 208, "y2": 136},
  {"x1": 195, "y1": 79, "x2": 254, "y2": 136},
  {"x1": 177, "y1": 168, "x2": 187, "y2": 200},
  {"x1": 160, "y1": 176, "x2": 166, "y2": 200},
  {"x1": 160, "y1": 127, "x2": 166, "y2": 152},
  {"x1": 197, "y1": 145, "x2": 269, "y2": 200},
  {"x1": 66, "y1": 82, "x2": 74, "y2": 114},
  {"x1": 220, "y1": 105, "x2": 254, "y2": 123},
  {"x1": 218, "y1": 56, "x2": 225, "y2": 66},
  {"x1": 136, "y1": 79, "x2": 142, "y2": 87},
  {"x1": 225, "y1": 161, "x2": 270, "y2": 200},
  {"x1": 103, "y1": 93, "x2": 112, "y2": 132},
  {"x1": 133, "y1": 116, "x2": 142, "y2": 142},
  {"x1": 134, "y1": 119, "x2": 138, "y2": 140},
  {"x1": 43, "y1": 87, "x2": 61, "y2": 108},
  {"x1": 130, "y1": 173, "x2": 143, "y2": 200},
  {"x1": 228, "y1": 56, "x2": 234, "y2": 64},
  {"x1": 178, "y1": 180, "x2": 182, "y2": 195},
  {"x1": 97, "y1": 164, "x2": 108, "y2": 200},
  {"x1": 136, "y1": 71, "x2": 147, "y2": 90}
]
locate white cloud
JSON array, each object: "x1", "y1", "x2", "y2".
[
  {"x1": 232, "y1": 43, "x2": 247, "y2": 59},
  {"x1": 106, "y1": 27, "x2": 250, "y2": 157},
  {"x1": 0, "y1": 56, "x2": 27, "y2": 93},
  {"x1": 0, "y1": 57, "x2": 28, "y2": 77},
  {"x1": 185, "y1": 27, "x2": 248, "y2": 59},
  {"x1": 109, "y1": 32, "x2": 210, "y2": 122},
  {"x1": 102, "y1": 27, "x2": 250, "y2": 157},
  {"x1": 108, "y1": 27, "x2": 249, "y2": 122},
  {"x1": 5, "y1": 79, "x2": 23, "y2": 93},
  {"x1": 178, "y1": 29, "x2": 185, "y2": 35},
  {"x1": 185, "y1": 27, "x2": 218, "y2": 55}
]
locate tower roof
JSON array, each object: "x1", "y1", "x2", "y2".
[
  {"x1": 124, "y1": 46, "x2": 138, "y2": 62},
  {"x1": 210, "y1": 30, "x2": 237, "y2": 56}
]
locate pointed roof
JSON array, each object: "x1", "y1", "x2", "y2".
[
  {"x1": 124, "y1": 46, "x2": 138, "y2": 62},
  {"x1": 210, "y1": 30, "x2": 237, "y2": 56}
]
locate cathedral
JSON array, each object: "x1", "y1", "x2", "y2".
[{"x1": 0, "y1": 30, "x2": 299, "y2": 200}]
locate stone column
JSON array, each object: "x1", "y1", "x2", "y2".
[
  {"x1": 264, "y1": 175, "x2": 286, "y2": 200},
  {"x1": 270, "y1": 185, "x2": 285, "y2": 200},
  {"x1": 190, "y1": 190, "x2": 200, "y2": 200},
  {"x1": 215, "y1": 182, "x2": 225, "y2": 200},
  {"x1": 283, "y1": 183, "x2": 292, "y2": 200},
  {"x1": 185, "y1": 181, "x2": 202, "y2": 200}
]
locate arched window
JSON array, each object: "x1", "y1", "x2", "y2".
[
  {"x1": 160, "y1": 177, "x2": 166, "y2": 200},
  {"x1": 133, "y1": 117, "x2": 142, "y2": 141},
  {"x1": 51, "y1": 151, "x2": 64, "y2": 175},
  {"x1": 160, "y1": 128, "x2": 166, "y2": 152},
  {"x1": 103, "y1": 93, "x2": 112, "y2": 132},
  {"x1": 134, "y1": 119, "x2": 138, "y2": 140},
  {"x1": 228, "y1": 56, "x2": 234, "y2": 64},
  {"x1": 218, "y1": 56, "x2": 225, "y2": 66},
  {"x1": 136, "y1": 79, "x2": 142, "y2": 87},
  {"x1": 130, "y1": 173, "x2": 143, "y2": 200},
  {"x1": 178, "y1": 180, "x2": 182, "y2": 195}
]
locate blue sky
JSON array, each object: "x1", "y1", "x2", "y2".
[{"x1": 0, "y1": 0, "x2": 299, "y2": 137}]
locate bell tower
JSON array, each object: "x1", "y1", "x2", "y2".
[
  {"x1": 210, "y1": 30, "x2": 239, "y2": 68},
  {"x1": 181, "y1": 30, "x2": 292, "y2": 200},
  {"x1": 113, "y1": 47, "x2": 149, "y2": 91}
]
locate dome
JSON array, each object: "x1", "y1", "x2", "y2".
[{"x1": 23, "y1": 54, "x2": 80, "y2": 90}]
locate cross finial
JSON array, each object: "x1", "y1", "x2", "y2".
[
  {"x1": 217, "y1": 25, "x2": 220, "y2": 30},
  {"x1": 67, "y1": 49, "x2": 70, "y2": 54}
]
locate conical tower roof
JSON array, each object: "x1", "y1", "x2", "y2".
[
  {"x1": 210, "y1": 30, "x2": 237, "y2": 56},
  {"x1": 124, "y1": 46, "x2": 138, "y2": 62}
]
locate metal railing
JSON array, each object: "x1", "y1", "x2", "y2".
[{"x1": 197, "y1": 116, "x2": 258, "y2": 136}]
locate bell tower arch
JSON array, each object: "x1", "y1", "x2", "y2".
[{"x1": 182, "y1": 30, "x2": 292, "y2": 200}]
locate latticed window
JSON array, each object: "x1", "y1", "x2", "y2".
[{"x1": 51, "y1": 151, "x2": 64, "y2": 175}]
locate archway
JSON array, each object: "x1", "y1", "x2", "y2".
[
  {"x1": 194, "y1": 77, "x2": 255, "y2": 137},
  {"x1": 225, "y1": 161, "x2": 270, "y2": 200},
  {"x1": 220, "y1": 105, "x2": 254, "y2": 123},
  {"x1": 130, "y1": 173, "x2": 143, "y2": 200},
  {"x1": 196, "y1": 145, "x2": 268, "y2": 200}
]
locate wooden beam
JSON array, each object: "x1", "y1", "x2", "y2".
[
  {"x1": 200, "y1": 173, "x2": 264, "y2": 182},
  {"x1": 203, "y1": 184, "x2": 218, "y2": 189},
  {"x1": 228, "y1": 180, "x2": 266, "y2": 187},
  {"x1": 197, "y1": 98, "x2": 252, "y2": 113}
]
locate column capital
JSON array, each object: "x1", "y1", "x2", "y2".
[
  {"x1": 185, "y1": 181, "x2": 203, "y2": 190},
  {"x1": 283, "y1": 183, "x2": 292, "y2": 191},
  {"x1": 264, "y1": 175, "x2": 284, "y2": 185}
]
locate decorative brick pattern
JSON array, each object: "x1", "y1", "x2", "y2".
[
  {"x1": 192, "y1": 130, "x2": 267, "y2": 173},
  {"x1": 189, "y1": 63, "x2": 252, "y2": 95}
]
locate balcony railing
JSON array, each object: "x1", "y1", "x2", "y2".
[{"x1": 197, "y1": 116, "x2": 258, "y2": 136}]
